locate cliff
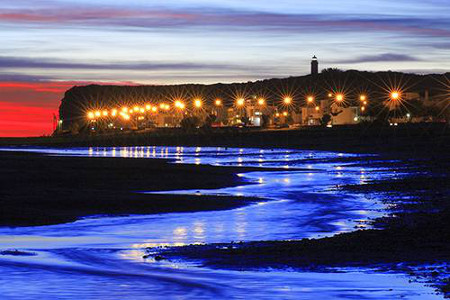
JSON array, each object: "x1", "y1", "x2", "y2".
[{"x1": 58, "y1": 70, "x2": 449, "y2": 132}]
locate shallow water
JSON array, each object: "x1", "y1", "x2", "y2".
[{"x1": 0, "y1": 146, "x2": 442, "y2": 299}]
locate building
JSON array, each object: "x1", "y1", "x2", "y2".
[
  {"x1": 301, "y1": 106, "x2": 322, "y2": 125},
  {"x1": 311, "y1": 55, "x2": 319, "y2": 75},
  {"x1": 330, "y1": 103, "x2": 360, "y2": 125}
]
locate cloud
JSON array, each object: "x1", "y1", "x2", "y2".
[
  {"x1": 1, "y1": 7, "x2": 450, "y2": 38},
  {"x1": 334, "y1": 53, "x2": 423, "y2": 64},
  {"x1": 0, "y1": 73, "x2": 53, "y2": 82},
  {"x1": 0, "y1": 56, "x2": 264, "y2": 72}
]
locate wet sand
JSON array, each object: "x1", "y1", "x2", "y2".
[{"x1": 0, "y1": 151, "x2": 261, "y2": 227}]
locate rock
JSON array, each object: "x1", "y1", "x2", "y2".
[
  {"x1": 0, "y1": 249, "x2": 36, "y2": 256},
  {"x1": 154, "y1": 255, "x2": 166, "y2": 261}
]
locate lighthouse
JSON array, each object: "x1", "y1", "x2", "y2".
[{"x1": 311, "y1": 55, "x2": 319, "y2": 75}]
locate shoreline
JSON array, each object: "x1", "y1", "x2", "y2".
[
  {"x1": 1, "y1": 123, "x2": 449, "y2": 159},
  {"x1": 1, "y1": 134, "x2": 449, "y2": 296}
]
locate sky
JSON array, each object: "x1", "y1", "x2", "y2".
[{"x1": 1, "y1": 0, "x2": 449, "y2": 136}]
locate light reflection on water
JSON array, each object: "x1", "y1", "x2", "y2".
[{"x1": 0, "y1": 146, "x2": 440, "y2": 299}]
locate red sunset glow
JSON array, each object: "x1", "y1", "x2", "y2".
[
  {"x1": 0, "y1": 81, "x2": 135, "y2": 137},
  {"x1": 0, "y1": 81, "x2": 74, "y2": 137}
]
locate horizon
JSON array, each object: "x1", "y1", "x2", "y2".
[{"x1": 1, "y1": 0, "x2": 450, "y2": 136}]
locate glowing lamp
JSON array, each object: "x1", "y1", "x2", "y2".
[
  {"x1": 145, "y1": 104, "x2": 151, "y2": 110},
  {"x1": 175, "y1": 100, "x2": 185, "y2": 109},
  {"x1": 194, "y1": 99, "x2": 202, "y2": 108},
  {"x1": 335, "y1": 94, "x2": 344, "y2": 102},
  {"x1": 307, "y1": 96, "x2": 314, "y2": 103},
  {"x1": 95, "y1": 111, "x2": 101, "y2": 117},
  {"x1": 390, "y1": 91, "x2": 401, "y2": 100},
  {"x1": 87, "y1": 112, "x2": 95, "y2": 119},
  {"x1": 236, "y1": 98, "x2": 245, "y2": 107},
  {"x1": 215, "y1": 99, "x2": 222, "y2": 106},
  {"x1": 258, "y1": 98, "x2": 265, "y2": 105},
  {"x1": 315, "y1": 106, "x2": 320, "y2": 111},
  {"x1": 283, "y1": 97, "x2": 292, "y2": 105},
  {"x1": 360, "y1": 95, "x2": 367, "y2": 101},
  {"x1": 111, "y1": 109, "x2": 117, "y2": 117}
]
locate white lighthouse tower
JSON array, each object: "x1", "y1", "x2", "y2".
[{"x1": 311, "y1": 55, "x2": 319, "y2": 75}]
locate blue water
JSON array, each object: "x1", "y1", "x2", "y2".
[{"x1": 0, "y1": 146, "x2": 442, "y2": 299}]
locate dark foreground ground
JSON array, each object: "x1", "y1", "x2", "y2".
[{"x1": 0, "y1": 151, "x2": 264, "y2": 226}]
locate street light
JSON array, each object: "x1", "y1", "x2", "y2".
[
  {"x1": 175, "y1": 100, "x2": 185, "y2": 109},
  {"x1": 194, "y1": 98, "x2": 202, "y2": 108},
  {"x1": 390, "y1": 91, "x2": 401, "y2": 100},
  {"x1": 283, "y1": 97, "x2": 292, "y2": 105},
  {"x1": 111, "y1": 109, "x2": 117, "y2": 117},
  {"x1": 360, "y1": 95, "x2": 367, "y2": 101},
  {"x1": 215, "y1": 99, "x2": 222, "y2": 106},
  {"x1": 335, "y1": 93, "x2": 344, "y2": 102},
  {"x1": 236, "y1": 98, "x2": 245, "y2": 107},
  {"x1": 159, "y1": 103, "x2": 169, "y2": 110},
  {"x1": 258, "y1": 98, "x2": 266, "y2": 106},
  {"x1": 307, "y1": 96, "x2": 314, "y2": 103},
  {"x1": 95, "y1": 111, "x2": 101, "y2": 117},
  {"x1": 87, "y1": 112, "x2": 95, "y2": 119}
]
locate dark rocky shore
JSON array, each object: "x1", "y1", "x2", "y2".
[{"x1": 0, "y1": 151, "x2": 263, "y2": 227}]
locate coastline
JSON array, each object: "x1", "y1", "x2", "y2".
[
  {"x1": 1, "y1": 126, "x2": 449, "y2": 296},
  {"x1": 1, "y1": 123, "x2": 449, "y2": 158}
]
